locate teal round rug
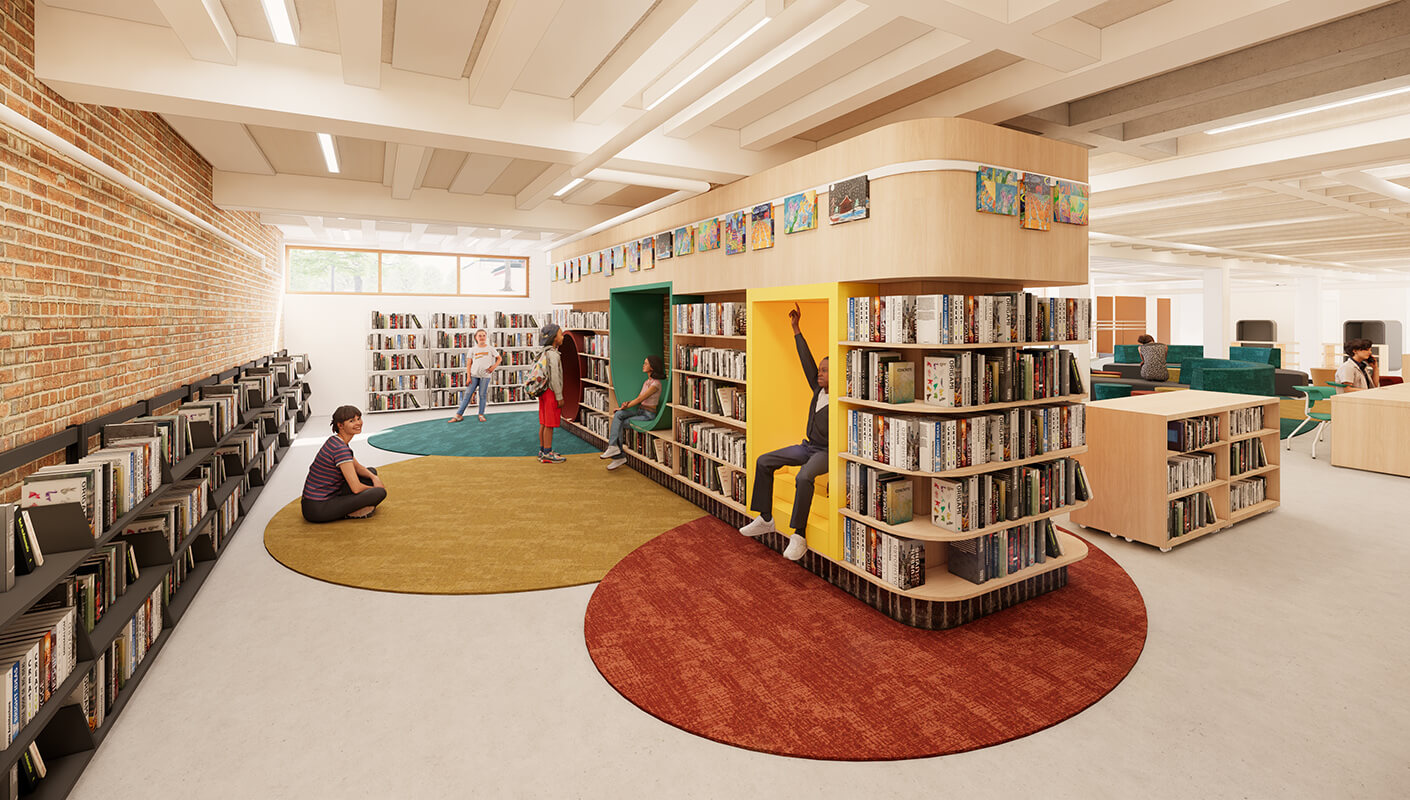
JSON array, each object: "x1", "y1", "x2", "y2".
[{"x1": 367, "y1": 411, "x2": 598, "y2": 457}]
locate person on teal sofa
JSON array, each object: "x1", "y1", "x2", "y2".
[{"x1": 1137, "y1": 334, "x2": 1169, "y2": 382}]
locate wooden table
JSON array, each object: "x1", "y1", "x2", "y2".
[{"x1": 1331, "y1": 383, "x2": 1410, "y2": 477}]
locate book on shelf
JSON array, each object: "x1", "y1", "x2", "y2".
[
  {"x1": 680, "y1": 376, "x2": 746, "y2": 421},
  {"x1": 931, "y1": 457, "x2": 1089, "y2": 532},
  {"x1": 1229, "y1": 476, "x2": 1267, "y2": 513},
  {"x1": 851, "y1": 292, "x2": 1091, "y2": 344},
  {"x1": 653, "y1": 438, "x2": 671, "y2": 464},
  {"x1": 945, "y1": 518, "x2": 1063, "y2": 585},
  {"x1": 843, "y1": 462, "x2": 913, "y2": 525},
  {"x1": 1230, "y1": 438, "x2": 1269, "y2": 475},
  {"x1": 430, "y1": 313, "x2": 489, "y2": 329},
  {"x1": 1167, "y1": 415, "x2": 1220, "y2": 452},
  {"x1": 909, "y1": 349, "x2": 1082, "y2": 408},
  {"x1": 673, "y1": 302, "x2": 747, "y2": 336},
  {"x1": 0, "y1": 605, "x2": 78, "y2": 746},
  {"x1": 1168, "y1": 492, "x2": 1218, "y2": 537},
  {"x1": 367, "y1": 332, "x2": 423, "y2": 350},
  {"x1": 674, "y1": 419, "x2": 747, "y2": 468},
  {"x1": 493, "y1": 312, "x2": 539, "y2": 328},
  {"x1": 1228, "y1": 405, "x2": 1265, "y2": 436},
  {"x1": 841, "y1": 517, "x2": 925, "y2": 590},
  {"x1": 675, "y1": 345, "x2": 745, "y2": 380},
  {"x1": 1167, "y1": 452, "x2": 1216, "y2": 493},
  {"x1": 371, "y1": 312, "x2": 423, "y2": 329},
  {"x1": 550, "y1": 309, "x2": 608, "y2": 330},
  {"x1": 367, "y1": 392, "x2": 423, "y2": 411},
  {"x1": 846, "y1": 403, "x2": 1085, "y2": 472}
]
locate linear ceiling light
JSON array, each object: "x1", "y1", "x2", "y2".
[
  {"x1": 317, "y1": 133, "x2": 339, "y2": 173},
  {"x1": 261, "y1": 0, "x2": 298, "y2": 45},
  {"x1": 552, "y1": 178, "x2": 584, "y2": 197},
  {"x1": 645, "y1": 16, "x2": 772, "y2": 111},
  {"x1": 1205, "y1": 85, "x2": 1410, "y2": 135}
]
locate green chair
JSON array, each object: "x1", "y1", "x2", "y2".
[
  {"x1": 1286, "y1": 385, "x2": 1335, "y2": 459},
  {"x1": 1093, "y1": 383, "x2": 1133, "y2": 401}
]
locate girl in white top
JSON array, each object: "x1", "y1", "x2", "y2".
[{"x1": 450, "y1": 329, "x2": 502, "y2": 422}]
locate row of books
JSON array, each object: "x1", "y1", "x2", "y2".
[
  {"x1": 189, "y1": 388, "x2": 241, "y2": 436},
  {"x1": 432, "y1": 352, "x2": 467, "y2": 369},
  {"x1": 1229, "y1": 405, "x2": 1265, "y2": 436},
  {"x1": 430, "y1": 313, "x2": 489, "y2": 329},
  {"x1": 491, "y1": 368, "x2": 530, "y2": 386},
  {"x1": 21, "y1": 429, "x2": 164, "y2": 541},
  {"x1": 675, "y1": 345, "x2": 745, "y2": 381},
  {"x1": 947, "y1": 519, "x2": 1065, "y2": 585},
  {"x1": 674, "y1": 419, "x2": 747, "y2": 469},
  {"x1": 56, "y1": 540, "x2": 135, "y2": 635},
  {"x1": 551, "y1": 309, "x2": 608, "y2": 330},
  {"x1": 1169, "y1": 492, "x2": 1218, "y2": 538},
  {"x1": 681, "y1": 452, "x2": 733, "y2": 497},
  {"x1": 678, "y1": 377, "x2": 746, "y2": 422},
  {"x1": 843, "y1": 351, "x2": 914, "y2": 404},
  {"x1": 580, "y1": 412, "x2": 609, "y2": 440},
  {"x1": 843, "y1": 463, "x2": 913, "y2": 525},
  {"x1": 490, "y1": 386, "x2": 532, "y2": 403},
  {"x1": 494, "y1": 312, "x2": 539, "y2": 328},
  {"x1": 845, "y1": 292, "x2": 1092, "y2": 344},
  {"x1": 1168, "y1": 452, "x2": 1216, "y2": 493},
  {"x1": 841, "y1": 518, "x2": 925, "y2": 590},
  {"x1": 367, "y1": 333, "x2": 423, "y2": 351},
  {"x1": 582, "y1": 387, "x2": 610, "y2": 414},
  {"x1": 917, "y1": 349, "x2": 1084, "y2": 407},
  {"x1": 845, "y1": 404, "x2": 1086, "y2": 473},
  {"x1": 583, "y1": 333, "x2": 610, "y2": 357},
  {"x1": 931, "y1": 458, "x2": 1090, "y2": 533},
  {"x1": 431, "y1": 372, "x2": 468, "y2": 389},
  {"x1": 1167, "y1": 415, "x2": 1220, "y2": 452},
  {"x1": 623, "y1": 429, "x2": 674, "y2": 470},
  {"x1": 1230, "y1": 438, "x2": 1269, "y2": 475},
  {"x1": 673, "y1": 302, "x2": 747, "y2": 337},
  {"x1": 0, "y1": 606, "x2": 78, "y2": 745},
  {"x1": 367, "y1": 392, "x2": 422, "y2": 411},
  {"x1": 1230, "y1": 476, "x2": 1268, "y2": 513},
  {"x1": 369, "y1": 373, "x2": 423, "y2": 391},
  {"x1": 491, "y1": 332, "x2": 537, "y2": 348},
  {"x1": 584, "y1": 358, "x2": 608, "y2": 383},
  {"x1": 437, "y1": 331, "x2": 479, "y2": 349},
  {"x1": 370, "y1": 311, "x2": 423, "y2": 329}
]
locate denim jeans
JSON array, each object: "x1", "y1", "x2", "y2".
[
  {"x1": 608, "y1": 406, "x2": 653, "y2": 448},
  {"x1": 457, "y1": 375, "x2": 491, "y2": 416}
]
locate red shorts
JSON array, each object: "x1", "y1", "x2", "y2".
[{"x1": 538, "y1": 391, "x2": 561, "y2": 427}]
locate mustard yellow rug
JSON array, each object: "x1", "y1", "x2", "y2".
[{"x1": 264, "y1": 455, "x2": 707, "y2": 594}]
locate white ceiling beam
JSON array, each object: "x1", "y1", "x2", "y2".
[
  {"x1": 389, "y1": 144, "x2": 428, "y2": 200},
  {"x1": 333, "y1": 0, "x2": 382, "y2": 88},
  {"x1": 1326, "y1": 169, "x2": 1410, "y2": 205},
  {"x1": 563, "y1": 181, "x2": 628, "y2": 206},
  {"x1": 661, "y1": 0, "x2": 883, "y2": 140},
  {"x1": 161, "y1": 115, "x2": 274, "y2": 174},
  {"x1": 151, "y1": 0, "x2": 237, "y2": 65},
  {"x1": 738, "y1": 28, "x2": 973, "y2": 150},
  {"x1": 582, "y1": 168, "x2": 711, "y2": 193},
  {"x1": 571, "y1": 0, "x2": 746, "y2": 125},
  {"x1": 640, "y1": 0, "x2": 775, "y2": 111},
  {"x1": 468, "y1": 0, "x2": 566, "y2": 109},
  {"x1": 515, "y1": 163, "x2": 573, "y2": 210},
  {"x1": 448, "y1": 154, "x2": 515, "y2": 195},
  {"x1": 391, "y1": 0, "x2": 491, "y2": 79},
  {"x1": 1248, "y1": 180, "x2": 1410, "y2": 228},
  {"x1": 408, "y1": 222, "x2": 428, "y2": 247},
  {"x1": 215, "y1": 171, "x2": 629, "y2": 232},
  {"x1": 302, "y1": 215, "x2": 328, "y2": 240},
  {"x1": 867, "y1": 0, "x2": 1103, "y2": 72}
]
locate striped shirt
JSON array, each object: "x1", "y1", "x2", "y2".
[{"x1": 303, "y1": 436, "x2": 354, "y2": 501}]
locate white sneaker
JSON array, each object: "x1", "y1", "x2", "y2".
[
  {"x1": 607, "y1": 457, "x2": 628, "y2": 470},
  {"x1": 783, "y1": 534, "x2": 807, "y2": 561},
  {"x1": 739, "y1": 516, "x2": 776, "y2": 537},
  {"x1": 600, "y1": 445, "x2": 622, "y2": 459}
]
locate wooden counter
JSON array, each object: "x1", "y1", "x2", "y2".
[{"x1": 1331, "y1": 383, "x2": 1410, "y2": 477}]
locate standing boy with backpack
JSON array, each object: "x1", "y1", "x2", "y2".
[{"x1": 534, "y1": 323, "x2": 567, "y2": 463}]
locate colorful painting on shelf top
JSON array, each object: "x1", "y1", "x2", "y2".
[
  {"x1": 750, "y1": 203, "x2": 774, "y2": 250},
  {"x1": 828, "y1": 176, "x2": 869, "y2": 224},
  {"x1": 976, "y1": 166, "x2": 1019, "y2": 216},
  {"x1": 724, "y1": 211, "x2": 747, "y2": 255},
  {"x1": 641, "y1": 238, "x2": 655, "y2": 269},
  {"x1": 783, "y1": 191, "x2": 817, "y2": 234},
  {"x1": 655, "y1": 231, "x2": 673, "y2": 260},
  {"x1": 1019, "y1": 173, "x2": 1052, "y2": 231},
  {"x1": 674, "y1": 226, "x2": 694, "y2": 257},
  {"x1": 626, "y1": 240, "x2": 640, "y2": 273},
  {"x1": 698, "y1": 218, "x2": 721, "y2": 251},
  {"x1": 1054, "y1": 180, "x2": 1089, "y2": 226}
]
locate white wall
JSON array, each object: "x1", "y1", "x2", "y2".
[
  {"x1": 283, "y1": 251, "x2": 560, "y2": 412},
  {"x1": 1230, "y1": 286, "x2": 1297, "y2": 343}
]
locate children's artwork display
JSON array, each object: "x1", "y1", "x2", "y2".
[
  {"x1": 976, "y1": 166, "x2": 1019, "y2": 216},
  {"x1": 751, "y1": 203, "x2": 774, "y2": 250},
  {"x1": 626, "y1": 240, "x2": 639, "y2": 272},
  {"x1": 641, "y1": 238, "x2": 655, "y2": 270},
  {"x1": 614, "y1": 245, "x2": 626, "y2": 273},
  {"x1": 655, "y1": 231, "x2": 673, "y2": 260},
  {"x1": 1053, "y1": 179, "x2": 1089, "y2": 225},
  {"x1": 784, "y1": 191, "x2": 817, "y2": 234},
  {"x1": 1019, "y1": 173, "x2": 1052, "y2": 231},
  {"x1": 724, "y1": 211, "x2": 747, "y2": 255},
  {"x1": 698, "y1": 218, "x2": 721, "y2": 251},
  {"x1": 829, "y1": 176, "x2": 869, "y2": 224},
  {"x1": 674, "y1": 226, "x2": 694, "y2": 257}
]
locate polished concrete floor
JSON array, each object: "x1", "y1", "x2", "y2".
[{"x1": 70, "y1": 407, "x2": 1409, "y2": 799}]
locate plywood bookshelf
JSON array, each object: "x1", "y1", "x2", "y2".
[{"x1": 1070, "y1": 390, "x2": 1280, "y2": 550}]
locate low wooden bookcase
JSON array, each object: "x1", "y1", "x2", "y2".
[{"x1": 1071, "y1": 390, "x2": 1279, "y2": 550}]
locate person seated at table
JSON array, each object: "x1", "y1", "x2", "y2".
[
  {"x1": 1335, "y1": 338, "x2": 1379, "y2": 392},
  {"x1": 738, "y1": 304, "x2": 826, "y2": 562},
  {"x1": 301, "y1": 405, "x2": 386, "y2": 522},
  {"x1": 1137, "y1": 334, "x2": 1169, "y2": 382},
  {"x1": 601, "y1": 355, "x2": 664, "y2": 471}
]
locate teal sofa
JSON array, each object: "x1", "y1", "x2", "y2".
[
  {"x1": 1179, "y1": 358, "x2": 1275, "y2": 396},
  {"x1": 1113, "y1": 344, "x2": 1204, "y2": 364},
  {"x1": 1228, "y1": 346, "x2": 1281, "y2": 369}
]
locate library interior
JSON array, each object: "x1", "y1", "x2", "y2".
[{"x1": 2, "y1": 0, "x2": 1408, "y2": 797}]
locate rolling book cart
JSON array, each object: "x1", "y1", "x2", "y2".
[
  {"x1": 0, "y1": 351, "x2": 310, "y2": 798},
  {"x1": 552, "y1": 118, "x2": 1094, "y2": 629}
]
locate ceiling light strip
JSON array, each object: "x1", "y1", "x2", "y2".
[
  {"x1": 261, "y1": 0, "x2": 298, "y2": 45},
  {"x1": 645, "y1": 17, "x2": 773, "y2": 111},
  {"x1": 317, "y1": 133, "x2": 339, "y2": 174},
  {"x1": 1205, "y1": 85, "x2": 1410, "y2": 135}
]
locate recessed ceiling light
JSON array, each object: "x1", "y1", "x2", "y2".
[
  {"x1": 1365, "y1": 163, "x2": 1410, "y2": 180},
  {"x1": 1205, "y1": 85, "x2": 1410, "y2": 135},
  {"x1": 260, "y1": 0, "x2": 298, "y2": 45},
  {"x1": 645, "y1": 17, "x2": 772, "y2": 111},
  {"x1": 553, "y1": 178, "x2": 584, "y2": 197},
  {"x1": 317, "y1": 133, "x2": 339, "y2": 173}
]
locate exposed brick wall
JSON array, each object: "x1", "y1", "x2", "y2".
[{"x1": 0, "y1": 0, "x2": 284, "y2": 499}]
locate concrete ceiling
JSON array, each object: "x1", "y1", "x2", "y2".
[{"x1": 32, "y1": 0, "x2": 1410, "y2": 272}]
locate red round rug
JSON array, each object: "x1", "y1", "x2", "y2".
[{"x1": 584, "y1": 516, "x2": 1146, "y2": 761}]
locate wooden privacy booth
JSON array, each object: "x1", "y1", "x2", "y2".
[{"x1": 550, "y1": 118, "x2": 1091, "y2": 628}]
